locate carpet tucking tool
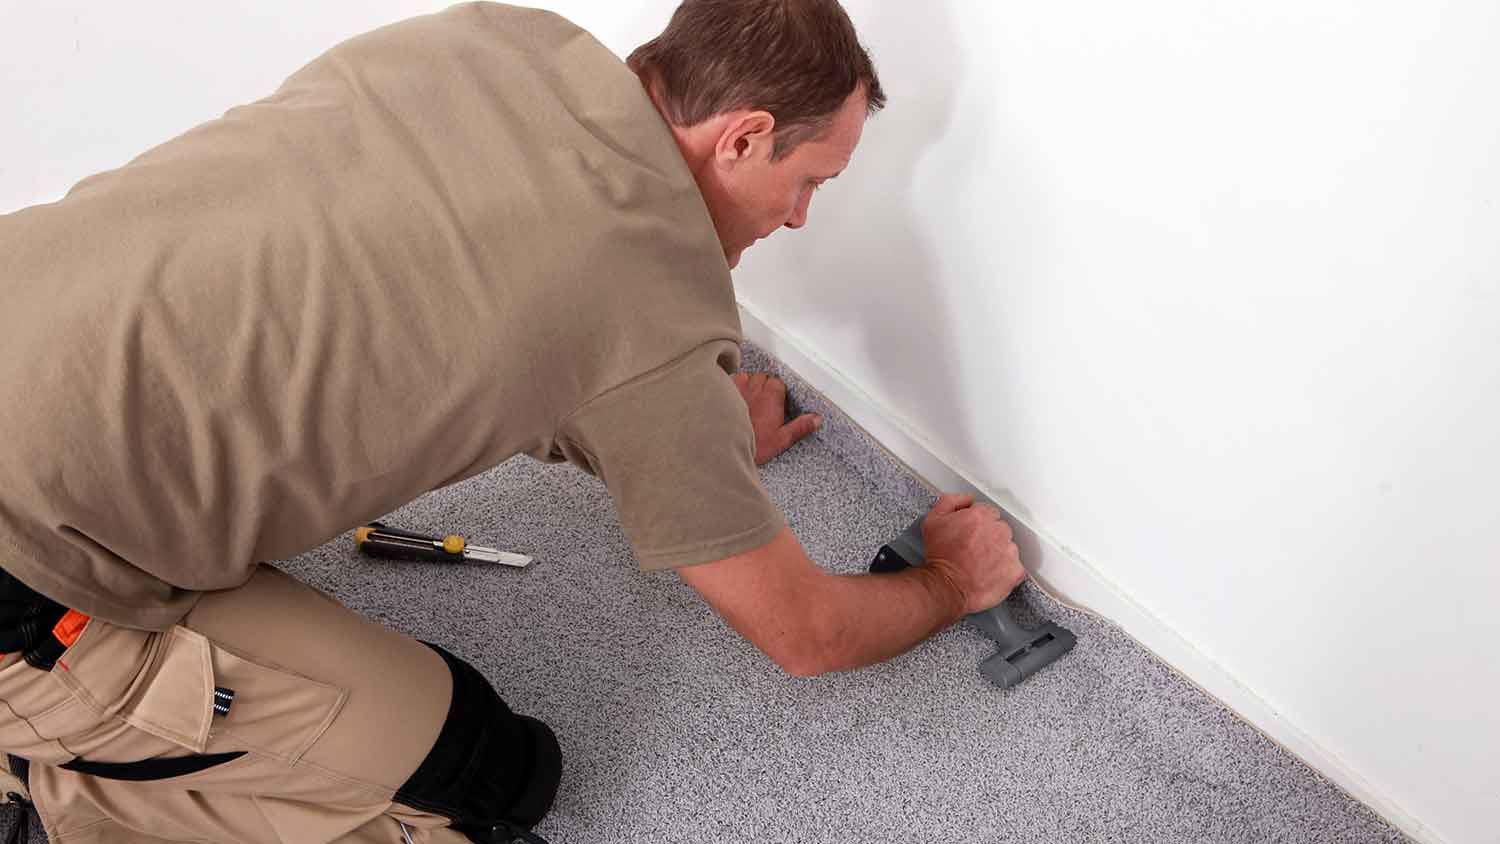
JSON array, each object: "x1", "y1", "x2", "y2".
[{"x1": 871, "y1": 514, "x2": 1076, "y2": 688}]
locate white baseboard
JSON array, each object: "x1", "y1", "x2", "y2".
[{"x1": 738, "y1": 300, "x2": 1442, "y2": 844}]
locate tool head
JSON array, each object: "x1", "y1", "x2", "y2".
[{"x1": 977, "y1": 621, "x2": 1077, "y2": 689}]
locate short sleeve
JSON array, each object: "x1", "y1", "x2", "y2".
[{"x1": 556, "y1": 341, "x2": 786, "y2": 570}]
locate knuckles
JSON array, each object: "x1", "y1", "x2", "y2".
[{"x1": 735, "y1": 372, "x2": 789, "y2": 401}]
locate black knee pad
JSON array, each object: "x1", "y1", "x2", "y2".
[{"x1": 395, "y1": 644, "x2": 562, "y2": 839}]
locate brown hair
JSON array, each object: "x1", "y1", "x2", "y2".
[{"x1": 628, "y1": 0, "x2": 886, "y2": 160}]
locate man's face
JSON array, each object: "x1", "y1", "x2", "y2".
[{"x1": 712, "y1": 89, "x2": 868, "y2": 268}]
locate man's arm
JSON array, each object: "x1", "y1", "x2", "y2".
[{"x1": 678, "y1": 493, "x2": 1025, "y2": 677}]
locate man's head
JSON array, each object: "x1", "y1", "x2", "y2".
[{"x1": 630, "y1": 0, "x2": 886, "y2": 268}]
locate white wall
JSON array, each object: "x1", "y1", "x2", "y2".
[
  {"x1": 732, "y1": 3, "x2": 1500, "y2": 842},
  {"x1": 3, "y1": 2, "x2": 1495, "y2": 842}
]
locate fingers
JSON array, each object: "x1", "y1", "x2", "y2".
[
  {"x1": 929, "y1": 492, "x2": 975, "y2": 517},
  {"x1": 973, "y1": 503, "x2": 1012, "y2": 540},
  {"x1": 778, "y1": 413, "x2": 823, "y2": 450},
  {"x1": 734, "y1": 371, "x2": 788, "y2": 393},
  {"x1": 930, "y1": 496, "x2": 1013, "y2": 536},
  {"x1": 734, "y1": 372, "x2": 823, "y2": 465}
]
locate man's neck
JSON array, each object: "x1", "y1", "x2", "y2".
[
  {"x1": 638, "y1": 75, "x2": 716, "y2": 182},
  {"x1": 637, "y1": 73, "x2": 737, "y2": 267}
]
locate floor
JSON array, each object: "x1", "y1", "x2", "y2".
[{"x1": 2, "y1": 342, "x2": 1409, "y2": 843}]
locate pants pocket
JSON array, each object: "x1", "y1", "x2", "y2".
[
  {"x1": 20, "y1": 623, "x2": 217, "y2": 767},
  {"x1": 115, "y1": 626, "x2": 216, "y2": 753},
  {"x1": 204, "y1": 639, "x2": 349, "y2": 764},
  {"x1": 44, "y1": 622, "x2": 349, "y2": 768}
]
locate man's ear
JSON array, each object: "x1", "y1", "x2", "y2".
[{"x1": 715, "y1": 110, "x2": 777, "y2": 169}]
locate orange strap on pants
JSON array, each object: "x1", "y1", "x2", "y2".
[{"x1": 53, "y1": 609, "x2": 89, "y2": 649}]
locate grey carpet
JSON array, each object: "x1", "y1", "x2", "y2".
[{"x1": 2, "y1": 342, "x2": 1408, "y2": 843}]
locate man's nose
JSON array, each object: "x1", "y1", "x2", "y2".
[{"x1": 785, "y1": 193, "x2": 812, "y2": 229}]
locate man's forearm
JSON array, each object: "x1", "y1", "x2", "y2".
[
  {"x1": 801, "y1": 564, "x2": 967, "y2": 675},
  {"x1": 676, "y1": 526, "x2": 973, "y2": 678}
]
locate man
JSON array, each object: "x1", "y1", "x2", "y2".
[{"x1": 0, "y1": 1, "x2": 1025, "y2": 842}]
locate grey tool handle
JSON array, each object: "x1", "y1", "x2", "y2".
[
  {"x1": 876, "y1": 514, "x2": 1024, "y2": 643},
  {"x1": 870, "y1": 512, "x2": 1078, "y2": 688}
]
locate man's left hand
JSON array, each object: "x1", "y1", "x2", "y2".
[{"x1": 732, "y1": 372, "x2": 823, "y2": 466}]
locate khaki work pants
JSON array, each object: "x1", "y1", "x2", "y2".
[{"x1": 0, "y1": 566, "x2": 474, "y2": 843}]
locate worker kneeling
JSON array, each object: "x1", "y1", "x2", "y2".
[
  {"x1": 0, "y1": 0, "x2": 954, "y2": 841},
  {"x1": 0, "y1": 566, "x2": 558, "y2": 843}
]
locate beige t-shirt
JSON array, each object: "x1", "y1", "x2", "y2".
[{"x1": 0, "y1": 2, "x2": 786, "y2": 631}]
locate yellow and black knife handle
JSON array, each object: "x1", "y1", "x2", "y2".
[{"x1": 354, "y1": 522, "x2": 467, "y2": 563}]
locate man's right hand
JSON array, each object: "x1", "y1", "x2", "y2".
[
  {"x1": 676, "y1": 494, "x2": 1030, "y2": 677},
  {"x1": 921, "y1": 493, "x2": 1028, "y2": 615}
]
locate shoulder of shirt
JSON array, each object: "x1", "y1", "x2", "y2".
[
  {"x1": 431, "y1": 3, "x2": 606, "y2": 60},
  {"x1": 557, "y1": 338, "x2": 744, "y2": 432}
]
